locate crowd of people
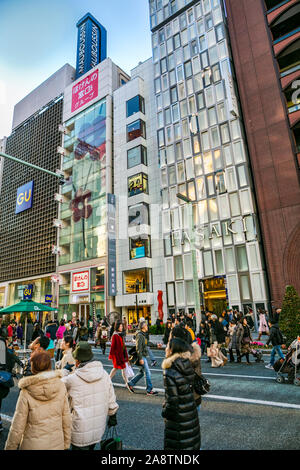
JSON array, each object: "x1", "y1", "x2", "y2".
[{"x1": 0, "y1": 305, "x2": 288, "y2": 450}]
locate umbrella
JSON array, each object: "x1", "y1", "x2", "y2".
[{"x1": 0, "y1": 300, "x2": 58, "y2": 352}]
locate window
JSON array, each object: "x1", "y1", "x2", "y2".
[
  {"x1": 216, "y1": 171, "x2": 226, "y2": 193},
  {"x1": 236, "y1": 246, "x2": 249, "y2": 271},
  {"x1": 128, "y1": 173, "x2": 148, "y2": 197},
  {"x1": 162, "y1": 74, "x2": 168, "y2": 91},
  {"x1": 270, "y1": 4, "x2": 300, "y2": 41},
  {"x1": 128, "y1": 202, "x2": 150, "y2": 227},
  {"x1": 174, "y1": 33, "x2": 181, "y2": 49},
  {"x1": 127, "y1": 119, "x2": 146, "y2": 142},
  {"x1": 127, "y1": 145, "x2": 147, "y2": 169},
  {"x1": 184, "y1": 61, "x2": 192, "y2": 77},
  {"x1": 174, "y1": 256, "x2": 184, "y2": 280},
  {"x1": 170, "y1": 86, "x2": 178, "y2": 104},
  {"x1": 123, "y1": 268, "x2": 152, "y2": 294},
  {"x1": 130, "y1": 236, "x2": 151, "y2": 260},
  {"x1": 126, "y1": 95, "x2": 145, "y2": 117}
]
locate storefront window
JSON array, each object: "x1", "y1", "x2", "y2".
[
  {"x1": 127, "y1": 119, "x2": 146, "y2": 142},
  {"x1": 127, "y1": 146, "x2": 147, "y2": 169},
  {"x1": 126, "y1": 95, "x2": 145, "y2": 117},
  {"x1": 123, "y1": 268, "x2": 152, "y2": 294},
  {"x1": 129, "y1": 237, "x2": 151, "y2": 259},
  {"x1": 128, "y1": 173, "x2": 148, "y2": 197}
]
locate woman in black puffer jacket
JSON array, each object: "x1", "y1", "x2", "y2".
[{"x1": 162, "y1": 338, "x2": 200, "y2": 450}]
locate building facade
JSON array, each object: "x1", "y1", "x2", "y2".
[
  {"x1": 148, "y1": 0, "x2": 270, "y2": 321},
  {"x1": 225, "y1": 0, "x2": 300, "y2": 306}
]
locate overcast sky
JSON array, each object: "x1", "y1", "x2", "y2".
[{"x1": 0, "y1": 0, "x2": 152, "y2": 138}]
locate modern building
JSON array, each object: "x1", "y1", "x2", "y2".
[
  {"x1": 224, "y1": 0, "x2": 300, "y2": 307},
  {"x1": 148, "y1": 0, "x2": 270, "y2": 321},
  {"x1": 0, "y1": 64, "x2": 75, "y2": 320}
]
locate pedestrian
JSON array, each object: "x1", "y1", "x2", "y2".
[
  {"x1": 257, "y1": 309, "x2": 269, "y2": 341},
  {"x1": 22, "y1": 335, "x2": 51, "y2": 376},
  {"x1": 215, "y1": 317, "x2": 226, "y2": 346},
  {"x1": 162, "y1": 337, "x2": 201, "y2": 450},
  {"x1": 240, "y1": 317, "x2": 253, "y2": 364},
  {"x1": 198, "y1": 321, "x2": 209, "y2": 355},
  {"x1": 75, "y1": 321, "x2": 89, "y2": 342},
  {"x1": 139, "y1": 317, "x2": 157, "y2": 366},
  {"x1": 226, "y1": 320, "x2": 235, "y2": 348},
  {"x1": 55, "y1": 335, "x2": 76, "y2": 371},
  {"x1": 56, "y1": 320, "x2": 66, "y2": 361},
  {"x1": 16, "y1": 322, "x2": 23, "y2": 346},
  {"x1": 5, "y1": 351, "x2": 71, "y2": 450},
  {"x1": 65, "y1": 320, "x2": 73, "y2": 336},
  {"x1": 207, "y1": 341, "x2": 227, "y2": 367},
  {"x1": 45, "y1": 318, "x2": 58, "y2": 344},
  {"x1": 272, "y1": 308, "x2": 281, "y2": 324},
  {"x1": 62, "y1": 341, "x2": 119, "y2": 450},
  {"x1": 72, "y1": 320, "x2": 80, "y2": 343},
  {"x1": 109, "y1": 321, "x2": 115, "y2": 340},
  {"x1": 31, "y1": 322, "x2": 43, "y2": 342},
  {"x1": 163, "y1": 321, "x2": 172, "y2": 345},
  {"x1": 108, "y1": 321, "x2": 131, "y2": 389},
  {"x1": 127, "y1": 321, "x2": 158, "y2": 395},
  {"x1": 228, "y1": 319, "x2": 244, "y2": 363},
  {"x1": 95, "y1": 321, "x2": 108, "y2": 354},
  {"x1": 7, "y1": 322, "x2": 14, "y2": 345},
  {"x1": 155, "y1": 317, "x2": 161, "y2": 335},
  {"x1": 265, "y1": 320, "x2": 285, "y2": 370}
]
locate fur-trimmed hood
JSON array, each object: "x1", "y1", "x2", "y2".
[
  {"x1": 18, "y1": 370, "x2": 64, "y2": 401},
  {"x1": 190, "y1": 341, "x2": 201, "y2": 363},
  {"x1": 162, "y1": 351, "x2": 191, "y2": 370}
]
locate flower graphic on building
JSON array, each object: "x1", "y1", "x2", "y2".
[{"x1": 70, "y1": 188, "x2": 92, "y2": 223}]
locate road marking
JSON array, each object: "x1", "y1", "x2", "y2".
[{"x1": 112, "y1": 383, "x2": 300, "y2": 410}]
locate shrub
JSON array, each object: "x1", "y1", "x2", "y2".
[{"x1": 279, "y1": 285, "x2": 300, "y2": 346}]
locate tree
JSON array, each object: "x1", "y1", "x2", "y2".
[{"x1": 279, "y1": 285, "x2": 300, "y2": 346}]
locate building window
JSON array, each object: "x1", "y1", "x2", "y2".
[
  {"x1": 127, "y1": 119, "x2": 146, "y2": 142},
  {"x1": 128, "y1": 173, "x2": 148, "y2": 197},
  {"x1": 123, "y1": 268, "x2": 152, "y2": 294},
  {"x1": 129, "y1": 236, "x2": 151, "y2": 259},
  {"x1": 128, "y1": 202, "x2": 150, "y2": 227},
  {"x1": 126, "y1": 95, "x2": 145, "y2": 117},
  {"x1": 127, "y1": 146, "x2": 147, "y2": 169}
]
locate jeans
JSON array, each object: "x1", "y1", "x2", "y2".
[
  {"x1": 147, "y1": 347, "x2": 155, "y2": 362},
  {"x1": 128, "y1": 356, "x2": 153, "y2": 392},
  {"x1": 270, "y1": 345, "x2": 284, "y2": 366}
]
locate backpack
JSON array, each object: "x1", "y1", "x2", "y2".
[
  {"x1": 79, "y1": 328, "x2": 88, "y2": 341},
  {"x1": 128, "y1": 346, "x2": 139, "y2": 365}
]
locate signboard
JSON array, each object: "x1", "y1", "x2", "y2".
[
  {"x1": 45, "y1": 295, "x2": 53, "y2": 303},
  {"x1": 23, "y1": 284, "x2": 33, "y2": 300},
  {"x1": 71, "y1": 69, "x2": 99, "y2": 113},
  {"x1": 16, "y1": 181, "x2": 34, "y2": 214},
  {"x1": 75, "y1": 12, "x2": 107, "y2": 79},
  {"x1": 107, "y1": 194, "x2": 116, "y2": 296},
  {"x1": 71, "y1": 270, "x2": 90, "y2": 292}
]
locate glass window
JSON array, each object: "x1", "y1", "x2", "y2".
[
  {"x1": 158, "y1": 129, "x2": 165, "y2": 147},
  {"x1": 174, "y1": 121, "x2": 181, "y2": 139},
  {"x1": 215, "y1": 250, "x2": 224, "y2": 274},
  {"x1": 128, "y1": 173, "x2": 148, "y2": 197},
  {"x1": 183, "y1": 139, "x2": 192, "y2": 157},
  {"x1": 127, "y1": 119, "x2": 146, "y2": 142},
  {"x1": 205, "y1": 14, "x2": 213, "y2": 30},
  {"x1": 215, "y1": 82, "x2": 225, "y2": 101},
  {"x1": 202, "y1": 132, "x2": 210, "y2": 152},
  {"x1": 203, "y1": 151, "x2": 213, "y2": 173},
  {"x1": 237, "y1": 165, "x2": 248, "y2": 187},
  {"x1": 130, "y1": 236, "x2": 151, "y2": 259},
  {"x1": 174, "y1": 256, "x2": 184, "y2": 279},
  {"x1": 126, "y1": 95, "x2": 145, "y2": 117},
  {"x1": 224, "y1": 145, "x2": 233, "y2": 166},
  {"x1": 191, "y1": 40, "x2": 198, "y2": 56},
  {"x1": 205, "y1": 87, "x2": 214, "y2": 107},
  {"x1": 188, "y1": 95, "x2": 196, "y2": 114},
  {"x1": 203, "y1": 251, "x2": 214, "y2": 276},
  {"x1": 194, "y1": 155, "x2": 203, "y2": 176},
  {"x1": 216, "y1": 171, "x2": 226, "y2": 193},
  {"x1": 207, "y1": 28, "x2": 216, "y2": 47},
  {"x1": 165, "y1": 107, "x2": 171, "y2": 125},
  {"x1": 169, "y1": 165, "x2": 176, "y2": 185},
  {"x1": 209, "y1": 198, "x2": 219, "y2": 221},
  {"x1": 207, "y1": 175, "x2": 215, "y2": 196},
  {"x1": 209, "y1": 45, "x2": 219, "y2": 65},
  {"x1": 186, "y1": 78, "x2": 194, "y2": 95},
  {"x1": 177, "y1": 161, "x2": 185, "y2": 183},
  {"x1": 217, "y1": 102, "x2": 226, "y2": 121},
  {"x1": 127, "y1": 145, "x2": 147, "y2": 169},
  {"x1": 188, "y1": 181, "x2": 196, "y2": 200},
  {"x1": 226, "y1": 167, "x2": 237, "y2": 191},
  {"x1": 197, "y1": 18, "x2": 205, "y2": 35},
  {"x1": 192, "y1": 56, "x2": 201, "y2": 74},
  {"x1": 184, "y1": 61, "x2": 192, "y2": 77},
  {"x1": 175, "y1": 142, "x2": 183, "y2": 160},
  {"x1": 229, "y1": 192, "x2": 241, "y2": 216},
  {"x1": 240, "y1": 275, "x2": 251, "y2": 300},
  {"x1": 211, "y1": 126, "x2": 220, "y2": 147},
  {"x1": 177, "y1": 65, "x2": 184, "y2": 82},
  {"x1": 163, "y1": 90, "x2": 171, "y2": 108},
  {"x1": 181, "y1": 29, "x2": 189, "y2": 46},
  {"x1": 196, "y1": 176, "x2": 206, "y2": 199},
  {"x1": 178, "y1": 82, "x2": 186, "y2": 100},
  {"x1": 216, "y1": 24, "x2": 225, "y2": 41},
  {"x1": 168, "y1": 54, "x2": 175, "y2": 71},
  {"x1": 162, "y1": 73, "x2": 169, "y2": 90},
  {"x1": 193, "y1": 134, "x2": 201, "y2": 154},
  {"x1": 174, "y1": 33, "x2": 181, "y2": 49},
  {"x1": 194, "y1": 73, "x2": 203, "y2": 92},
  {"x1": 180, "y1": 13, "x2": 187, "y2": 30},
  {"x1": 208, "y1": 107, "x2": 217, "y2": 126},
  {"x1": 167, "y1": 37, "x2": 173, "y2": 54},
  {"x1": 233, "y1": 141, "x2": 245, "y2": 163},
  {"x1": 166, "y1": 145, "x2": 175, "y2": 164},
  {"x1": 231, "y1": 120, "x2": 241, "y2": 140},
  {"x1": 199, "y1": 109, "x2": 208, "y2": 129},
  {"x1": 236, "y1": 246, "x2": 249, "y2": 271},
  {"x1": 170, "y1": 86, "x2": 178, "y2": 104},
  {"x1": 180, "y1": 99, "x2": 188, "y2": 118},
  {"x1": 225, "y1": 247, "x2": 235, "y2": 273},
  {"x1": 197, "y1": 91, "x2": 205, "y2": 109},
  {"x1": 220, "y1": 123, "x2": 230, "y2": 143},
  {"x1": 199, "y1": 35, "x2": 207, "y2": 51},
  {"x1": 123, "y1": 268, "x2": 152, "y2": 294}
]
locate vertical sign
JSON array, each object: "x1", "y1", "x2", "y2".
[
  {"x1": 107, "y1": 194, "x2": 116, "y2": 296},
  {"x1": 16, "y1": 181, "x2": 34, "y2": 214},
  {"x1": 23, "y1": 284, "x2": 33, "y2": 300},
  {"x1": 71, "y1": 69, "x2": 99, "y2": 113}
]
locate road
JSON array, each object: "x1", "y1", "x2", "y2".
[{"x1": 1, "y1": 347, "x2": 299, "y2": 450}]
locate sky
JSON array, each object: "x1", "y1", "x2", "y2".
[{"x1": 0, "y1": 0, "x2": 152, "y2": 138}]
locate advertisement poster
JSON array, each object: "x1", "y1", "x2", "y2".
[{"x1": 71, "y1": 69, "x2": 99, "y2": 113}]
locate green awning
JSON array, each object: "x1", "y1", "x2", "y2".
[{"x1": 0, "y1": 299, "x2": 58, "y2": 315}]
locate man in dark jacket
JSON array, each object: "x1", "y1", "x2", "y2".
[
  {"x1": 265, "y1": 321, "x2": 285, "y2": 369},
  {"x1": 128, "y1": 321, "x2": 158, "y2": 396}
]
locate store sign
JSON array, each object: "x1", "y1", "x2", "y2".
[
  {"x1": 107, "y1": 194, "x2": 116, "y2": 296},
  {"x1": 71, "y1": 270, "x2": 90, "y2": 292},
  {"x1": 15, "y1": 181, "x2": 34, "y2": 214},
  {"x1": 23, "y1": 285, "x2": 33, "y2": 300},
  {"x1": 71, "y1": 69, "x2": 99, "y2": 113},
  {"x1": 75, "y1": 12, "x2": 107, "y2": 79},
  {"x1": 131, "y1": 246, "x2": 145, "y2": 259},
  {"x1": 45, "y1": 295, "x2": 53, "y2": 303}
]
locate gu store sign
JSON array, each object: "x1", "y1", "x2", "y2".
[{"x1": 71, "y1": 270, "x2": 90, "y2": 292}]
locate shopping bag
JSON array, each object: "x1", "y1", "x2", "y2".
[
  {"x1": 125, "y1": 362, "x2": 134, "y2": 379},
  {"x1": 100, "y1": 426, "x2": 122, "y2": 450}
]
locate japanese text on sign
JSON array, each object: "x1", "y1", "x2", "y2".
[{"x1": 71, "y1": 70, "x2": 99, "y2": 113}]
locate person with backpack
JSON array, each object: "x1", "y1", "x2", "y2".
[
  {"x1": 265, "y1": 320, "x2": 285, "y2": 370},
  {"x1": 96, "y1": 322, "x2": 108, "y2": 355}
]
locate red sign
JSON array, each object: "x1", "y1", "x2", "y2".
[
  {"x1": 72, "y1": 270, "x2": 90, "y2": 292},
  {"x1": 71, "y1": 70, "x2": 99, "y2": 113}
]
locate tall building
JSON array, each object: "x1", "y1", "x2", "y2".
[
  {"x1": 148, "y1": 0, "x2": 270, "y2": 322},
  {"x1": 0, "y1": 64, "x2": 75, "y2": 316},
  {"x1": 225, "y1": 0, "x2": 300, "y2": 306}
]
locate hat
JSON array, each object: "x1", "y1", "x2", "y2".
[
  {"x1": 73, "y1": 342, "x2": 93, "y2": 362},
  {"x1": 211, "y1": 314, "x2": 218, "y2": 320}
]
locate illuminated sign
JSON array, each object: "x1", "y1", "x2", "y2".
[
  {"x1": 71, "y1": 69, "x2": 99, "y2": 113},
  {"x1": 15, "y1": 181, "x2": 34, "y2": 214},
  {"x1": 45, "y1": 295, "x2": 53, "y2": 303},
  {"x1": 71, "y1": 270, "x2": 90, "y2": 292},
  {"x1": 23, "y1": 284, "x2": 33, "y2": 300},
  {"x1": 75, "y1": 12, "x2": 107, "y2": 79}
]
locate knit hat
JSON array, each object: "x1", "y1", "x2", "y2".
[{"x1": 73, "y1": 341, "x2": 94, "y2": 362}]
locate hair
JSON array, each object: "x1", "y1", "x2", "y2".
[
  {"x1": 172, "y1": 325, "x2": 192, "y2": 345},
  {"x1": 60, "y1": 320, "x2": 65, "y2": 326},
  {"x1": 186, "y1": 319, "x2": 193, "y2": 329},
  {"x1": 80, "y1": 321, "x2": 84, "y2": 327},
  {"x1": 37, "y1": 335, "x2": 50, "y2": 350},
  {"x1": 31, "y1": 351, "x2": 51, "y2": 374},
  {"x1": 140, "y1": 320, "x2": 147, "y2": 330},
  {"x1": 63, "y1": 335, "x2": 75, "y2": 350},
  {"x1": 115, "y1": 320, "x2": 123, "y2": 332},
  {"x1": 169, "y1": 337, "x2": 190, "y2": 355}
]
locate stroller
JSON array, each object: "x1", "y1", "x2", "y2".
[
  {"x1": 250, "y1": 347, "x2": 264, "y2": 363},
  {"x1": 273, "y1": 338, "x2": 300, "y2": 385}
]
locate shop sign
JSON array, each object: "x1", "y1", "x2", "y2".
[
  {"x1": 23, "y1": 284, "x2": 33, "y2": 300},
  {"x1": 45, "y1": 295, "x2": 52, "y2": 303},
  {"x1": 71, "y1": 270, "x2": 90, "y2": 292},
  {"x1": 15, "y1": 181, "x2": 34, "y2": 214},
  {"x1": 107, "y1": 194, "x2": 117, "y2": 296},
  {"x1": 71, "y1": 69, "x2": 99, "y2": 113}
]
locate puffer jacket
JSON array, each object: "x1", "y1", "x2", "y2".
[
  {"x1": 228, "y1": 323, "x2": 244, "y2": 350},
  {"x1": 55, "y1": 348, "x2": 76, "y2": 371},
  {"x1": 189, "y1": 342, "x2": 202, "y2": 406},
  {"x1": 61, "y1": 360, "x2": 119, "y2": 447},
  {"x1": 5, "y1": 370, "x2": 71, "y2": 450},
  {"x1": 162, "y1": 352, "x2": 200, "y2": 450}
]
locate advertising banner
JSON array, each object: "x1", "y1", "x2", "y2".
[
  {"x1": 71, "y1": 69, "x2": 99, "y2": 113},
  {"x1": 15, "y1": 181, "x2": 34, "y2": 214},
  {"x1": 71, "y1": 270, "x2": 90, "y2": 292},
  {"x1": 23, "y1": 285, "x2": 33, "y2": 300},
  {"x1": 107, "y1": 194, "x2": 116, "y2": 297}
]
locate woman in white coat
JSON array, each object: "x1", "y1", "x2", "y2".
[{"x1": 61, "y1": 341, "x2": 119, "y2": 450}]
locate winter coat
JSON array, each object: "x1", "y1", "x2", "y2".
[
  {"x1": 76, "y1": 326, "x2": 89, "y2": 342},
  {"x1": 5, "y1": 370, "x2": 71, "y2": 450},
  {"x1": 25, "y1": 323, "x2": 34, "y2": 343},
  {"x1": 266, "y1": 324, "x2": 283, "y2": 347},
  {"x1": 162, "y1": 351, "x2": 200, "y2": 450},
  {"x1": 163, "y1": 326, "x2": 172, "y2": 345},
  {"x1": 109, "y1": 332, "x2": 128, "y2": 369},
  {"x1": 189, "y1": 342, "x2": 202, "y2": 406},
  {"x1": 258, "y1": 313, "x2": 269, "y2": 333},
  {"x1": 215, "y1": 322, "x2": 226, "y2": 344},
  {"x1": 55, "y1": 348, "x2": 76, "y2": 371},
  {"x1": 56, "y1": 325, "x2": 66, "y2": 340},
  {"x1": 16, "y1": 326, "x2": 23, "y2": 339},
  {"x1": 61, "y1": 361, "x2": 119, "y2": 448},
  {"x1": 228, "y1": 323, "x2": 244, "y2": 350},
  {"x1": 135, "y1": 330, "x2": 148, "y2": 361},
  {"x1": 45, "y1": 322, "x2": 58, "y2": 341}
]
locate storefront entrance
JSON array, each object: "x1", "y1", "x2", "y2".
[
  {"x1": 78, "y1": 304, "x2": 90, "y2": 326},
  {"x1": 203, "y1": 277, "x2": 228, "y2": 316},
  {"x1": 128, "y1": 306, "x2": 151, "y2": 327}
]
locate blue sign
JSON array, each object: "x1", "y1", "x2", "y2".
[
  {"x1": 23, "y1": 285, "x2": 33, "y2": 300},
  {"x1": 16, "y1": 181, "x2": 34, "y2": 214},
  {"x1": 45, "y1": 295, "x2": 53, "y2": 303},
  {"x1": 75, "y1": 12, "x2": 107, "y2": 79}
]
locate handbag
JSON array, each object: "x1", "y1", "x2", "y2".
[
  {"x1": 124, "y1": 362, "x2": 134, "y2": 379},
  {"x1": 194, "y1": 373, "x2": 211, "y2": 395},
  {"x1": 100, "y1": 426, "x2": 122, "y2": 450},
  {"x1": 0, "y1": 370, "x2": 14, "y2": 388},
  {"x1": 242, "y1": 337, "x2": 250, "y2": 344}
]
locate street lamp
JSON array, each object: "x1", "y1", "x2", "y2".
[{"x1": 176, "y1": 192, "x2": 202, "y2": 332}]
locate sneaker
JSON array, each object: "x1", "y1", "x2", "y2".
[
  {"x1": 127, "y1": 384, "x2": 135, "y2": 393},
  {"x1": 265, "y1": 364, "x2": 273, "y2": 370},
  {"x1": 151, "y1": 360, "x2": 157, "y2": 367},
  {"x1": 147, "y1": 390, "x2": 158, "y2": 396},
  {"x1": 0, "y1": 421, "x2": 3, "y2": 432}
]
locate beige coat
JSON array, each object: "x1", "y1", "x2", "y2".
[
  {"x1": 62, "y1": 360, "x2": 119, "y2": 447},
  {"x1": 5, "y1": 370, "x2": 71, "y2": 450},
  {"x1": 55, "y1": 348, "x2": 76, "y2": 371}
]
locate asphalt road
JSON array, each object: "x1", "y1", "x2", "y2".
[{"x1": 1, "y1": 348, "x2": 299, "y2": 450}]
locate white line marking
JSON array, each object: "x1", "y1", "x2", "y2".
[{"x1": 112, "y1": 383, "x2": 300, "y2": 410}]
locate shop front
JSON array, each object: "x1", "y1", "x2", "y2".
[{"x1": 202, "y1": 277, "x2": 228, "y2": 315}]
